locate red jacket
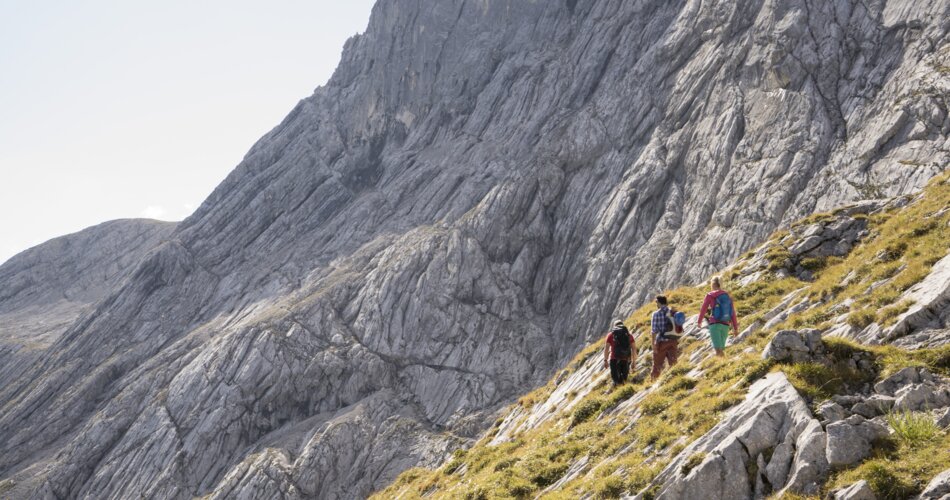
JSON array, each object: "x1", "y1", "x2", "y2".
[{"x1": 606, "y1": 330, "x2": 636, "y2": 361}]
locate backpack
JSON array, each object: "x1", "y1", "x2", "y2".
[
  {"x1": 668, "y1": 310, "x2": 686, "y2": 334},
  {"x1": 664, "y1": 309, "x2": 685, "y2": 339},
  {"x1": 711, "y1": 292, "x2": 733, "y2": 324},
  {"x1": 611, "y1": 327, "x2": 632, "y2": 358}
]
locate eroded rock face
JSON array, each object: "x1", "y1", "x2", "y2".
[
  {"x1": 830, "y1": 248, "x2": 950, "y2": 347},
  {"x1": 0, "y1": 219, "x2": 174, "y2": 381},
  {"x1": 2, "y1": 0, "x2": 949, "y2": 498},
  {"x1": 636, "y1": 373, "x2": 830, "y2": 499}
]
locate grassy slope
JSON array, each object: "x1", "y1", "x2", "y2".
[{"x1": 373, "y1": 172, "x2": 950, "y2": 500}]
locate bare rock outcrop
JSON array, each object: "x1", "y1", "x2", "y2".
[
  {"x1": 919, "y1": 468, "x2": 950, "y2": 499},
  {"x1": 634, "y1": 372, "x2": 830, "y2": 499}
]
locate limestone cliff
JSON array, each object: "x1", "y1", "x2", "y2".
[{"x1": 1, "y1": 0, "x2": 948, "y2": 498}]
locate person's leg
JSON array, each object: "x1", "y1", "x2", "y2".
[
  {"x1": 651, "y1": 343, "x2": 664, "y2": 380},
  {"x1": 609, "y1": 359, "x2": 622, "y2": 385},
  {"x1": 667, "y1": 340, "x2": 679, "y2": 367},
  {"x1": 709, "y1": 324, "x2": 728, "y2": 356},
  {"x1": 619, "y1": 360, "x2": 630, "y2": 383}
]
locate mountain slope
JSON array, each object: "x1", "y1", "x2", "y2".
[
  {"x1": 374, "y1": 171, "x2": 950, "y2": 500},
  {"x1": 1, "y1": 0, "x2": 949, "y2": 498},
  {"x1": 0, "y1": 219, "x2": 174, "y2": 379}
]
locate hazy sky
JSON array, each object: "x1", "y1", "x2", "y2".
[{"x1": 0, "y1": 0, "x2": 376, "y2": 265}]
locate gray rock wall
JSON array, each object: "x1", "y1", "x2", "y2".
[{"x1": 1, "y1": 0, "x2": 948, "y2": 498}]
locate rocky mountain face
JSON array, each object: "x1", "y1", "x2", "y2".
[
  {"x1": 0, "y1": 220, "x2": 175, "y2": 383},
  {"x1": 1, "y1": 0, "x2": 949, "y2": 498}
]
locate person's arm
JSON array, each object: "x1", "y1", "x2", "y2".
[
  {"x1": 604, "y1": 335, "x2": 611, "y2": 369},
  {"x1": 730, "y1": 294, "x2": 739, "y2": 333},
  {"x1": 630, "y1": 333, "x2": 637, "y2": 369},
  {"x1": 698, "y1": 295, "x2": 711, "y2": 328}
]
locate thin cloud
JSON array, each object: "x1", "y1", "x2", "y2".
[{"x1": 141, "y1": 205, "x2": 167, "y2": 219}]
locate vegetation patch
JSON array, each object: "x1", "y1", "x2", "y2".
[
  {"x1": 572, "y1": 399, "x2": 605, "y2": 427},
  {"x1": 372, "y1": 172, "x2": 950, "y2": 500},
  {"x1": 828, "y1": 432, "x2": 950, "y2": 500},
  {"x1": 886, "y1": 410, "x2": 942, "y2": 445},
  {"x1": 681, "y1": 452, "x2": 706, "y2": 476},
  {"x1": 847, "y1": 309, "x2": 876, "y2": 329}
]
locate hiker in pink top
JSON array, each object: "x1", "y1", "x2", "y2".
[{"x1": 697, "y1": 276, "x2": 739, "y2": 357}]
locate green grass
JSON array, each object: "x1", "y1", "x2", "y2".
[
  {"x1": 886, "y1": 410, "x2": 942, "y2": 445},
  {"x1": 782, "y1": 360, "x2": 870, "y2": 401},
  {"x1": 572, "y1": 399, "x2": 605, "y2": 427},
  {"x1": 847, "y1": 309, "x2": 876, "y2": 329},
  {"x1": 828, "y1": 433, "x2": 950, "y2": 499},
  {"x1": 372, "y1": 172, "x2": 950, "y2": 500},
  {"x1": 681, "y1": 452, "x2": 706, "y2": 475}
]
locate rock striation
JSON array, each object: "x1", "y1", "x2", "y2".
[
  {"x1": 1, "y1": 0, "x2": 949, "y2": 498},
  {"x1": 634, "y1": 372, "x2": 831, "y2": 499},
  {"x1": 0, "y1": 219, "x2": 174, "y2": 382}
]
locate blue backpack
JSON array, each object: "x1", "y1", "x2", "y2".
[
  {"x1": 672, "y1": 311, "x2": 687, "y2": 328},
  {"x1": 711, "y1": 293, "x2": 733, "y2": 324}
]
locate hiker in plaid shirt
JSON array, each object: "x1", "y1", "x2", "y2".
[{"x1": 650, "y1": 295, "x2": 678, "y2": 380}]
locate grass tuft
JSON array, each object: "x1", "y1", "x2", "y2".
[
  {"x1": 847, "y1": 309, "x2": 876, "y2": 329},
  {"x1": 886, "y1": 410, "x2": 941, "y2": 446},
  {"x1": 571, "y1": 399, "x2": 604, "y2": 427},
  {"x1": 681, "y1": 452, "x2": 706, "y2": 476}
]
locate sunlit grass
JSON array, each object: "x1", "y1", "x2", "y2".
[{"x1": 372, "y1": 172, "x2": 950, "y2": 500}]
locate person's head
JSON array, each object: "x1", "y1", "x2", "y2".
[
  {"x1": 613, "y1": 320, "x2": 625, "y2": 329},
  {"x1": 655, "y1": 295, "x2": 668, "y2": 308},
  {"x1": 710, "y1": 276, "x2": 722, "y2": 290}
]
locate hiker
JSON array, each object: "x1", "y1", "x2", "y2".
[
  {"x1": 698, "y1": 276, "x2": 739, "y2": 357},
  {"x1": 603, "y1": 320, "x2": 636, "y2": 386},
  {"x1": 651, "y1": 295, "x2": 679, "y2": 380}
]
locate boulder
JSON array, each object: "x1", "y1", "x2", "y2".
[
  {"x1": 762, "y1": 329, "x2": 826, "y2": 363},
  {"x1": 934, "y1": 407, "x2": 950, "y2": 430},
  {"x1": 874, "y1": 367, "x2": 924, "y2": 396},
  {"x1": 782, "y1": 420, "x2": 830, "y2": 495},
  {"x1": 825, "y1": 416, "x2": 888, "y2": 468},
  {"x1": 833, "y1": 480, "x2": 876, "y2": 500},
  {"x1": 866, "y1": 395, "x2": 896, "y2": 413},
  {"x1": 851, "y1": 402, "x2": 880, "y2": 419},
  {"x1": 919, "y1": 468, "x2": 950, "y2": 499},
  {"x1": 895, "y1": 384, "x2": 950, "y2": 411},
  {"x1": 818, "y1": 401, "x2": 849, "y2": 424}
]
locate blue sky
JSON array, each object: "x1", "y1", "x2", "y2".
[{"x1": 0, "y1": 0, "x2": 375, "y2": 264}]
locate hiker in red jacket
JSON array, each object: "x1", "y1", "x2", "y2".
[
  {"x1": 698, "y1": 276, "x2": 739, "y2": 357},
  {"x1": 603, "y1": 320, "x2": 636, "y2": 386}
]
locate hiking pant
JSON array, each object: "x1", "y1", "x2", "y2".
[
  {"x1": 609, "y1": 359, "x2": 631, "y2": 384},
  {"x1": 652, "y1": 339, "x2": 679, "y2": 379},
  {"x1": 709, "y1": 323, "x2": 730, "y2": 350}
]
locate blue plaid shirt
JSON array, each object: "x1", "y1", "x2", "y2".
[{"x1": 651, "y1": 306, "x2": 673, "y2": 339}]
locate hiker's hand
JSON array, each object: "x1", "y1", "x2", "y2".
[{"x1": 603, "y1": 361, "x2": 608, "y2": 369}]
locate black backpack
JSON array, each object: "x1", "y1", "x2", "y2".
[{"x1": 612, "y1": 326, "x2": 631, "y2": 358}]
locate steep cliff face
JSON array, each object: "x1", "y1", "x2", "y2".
[{"x1": 1, "y1": 0, "x2": 948, "y2": 498}]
